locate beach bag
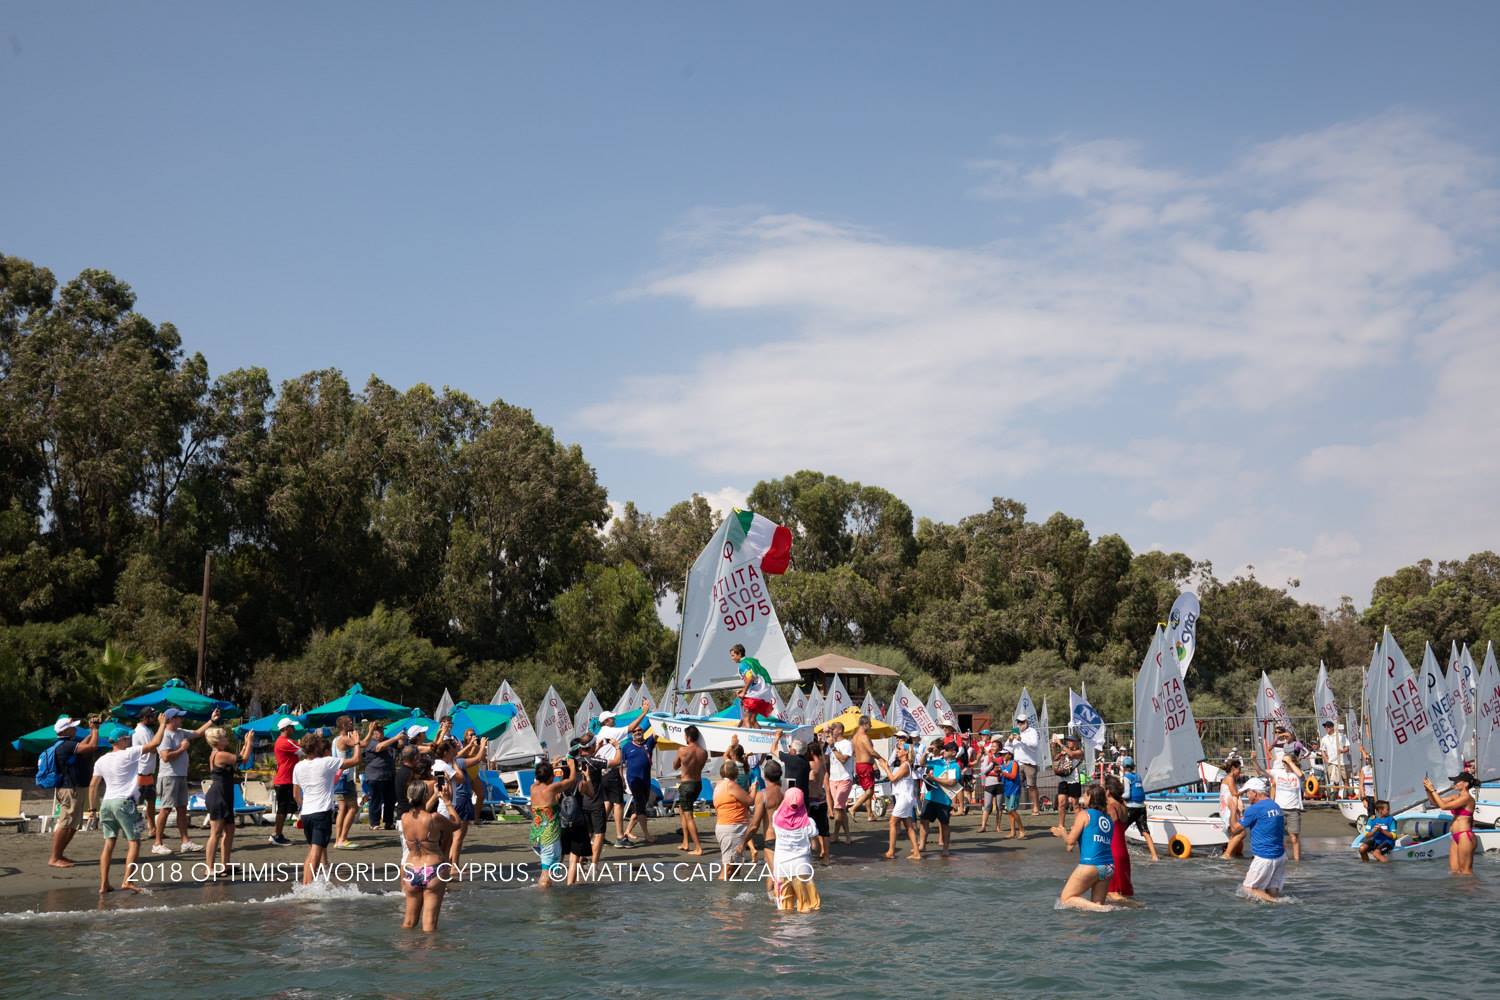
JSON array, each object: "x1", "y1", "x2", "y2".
[{"x1": 36, "y1": 740, "x2": 70, "y2": 789}]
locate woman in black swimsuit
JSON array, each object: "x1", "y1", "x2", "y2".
[{"x1": 202, "y1": 726, "x2": 254, "y2": 868}]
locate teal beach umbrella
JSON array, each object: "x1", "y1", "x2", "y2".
[
  {"x1": 12, "y1": 718, "x2": 133, "y2": 753},
  {"x1": 302, "y1": 684, "x2": 410, "y2": 725},
  {"x1": 112, "y1": 678, "x2": 239, "y2": 721}
]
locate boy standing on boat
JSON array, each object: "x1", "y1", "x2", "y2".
[
  {"x1": 1229, "y1": 778, "x2": 1287, "y2": 902},
  {"x1": 731, "y1": 644, "x2": 774, "y2": 729}
]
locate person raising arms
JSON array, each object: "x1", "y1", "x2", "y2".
[{"x1": 1424, "y1": 771, "x2": 1479, "y2": 875}]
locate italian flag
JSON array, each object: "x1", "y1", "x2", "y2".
[
  {"x1": 741, "y1": 656, "x2": 773, "y2": 686},
  {"x1": 729, "y1": 509, "x2": 793, "y2": 574}
]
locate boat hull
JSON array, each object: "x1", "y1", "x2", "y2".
[
  {"x1": 1125, "y1": 812, "x2": 1228, "y2": 849},
  {"x1": 1144, "y1": 794, "x2": 1221, "y2": 822},
  {"x1": 646, "y1": 712, "x2": 812, "y2": 754},
  {"x1": 1347, "y1": 828, "x2": 1500, "y2": 861}
]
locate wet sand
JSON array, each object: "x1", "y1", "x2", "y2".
[{"x1": 0, "y1": 797, "x2": 1358, "y2": 912}]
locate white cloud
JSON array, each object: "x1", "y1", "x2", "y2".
[
  {"x1": 583, "y1": 112, "x2": 1499, "y2": 607},
  {"x1": 698, "y1": 486, "x2": 748, "y2": 520}
]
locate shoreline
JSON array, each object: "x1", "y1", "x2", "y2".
[{"x1": 0, "y1": 802, "x2": 1358, "y2": 914}]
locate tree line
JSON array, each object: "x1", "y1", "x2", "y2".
[{"x1": 3, "y1": 253, "x2": 1498, "y2": 745}]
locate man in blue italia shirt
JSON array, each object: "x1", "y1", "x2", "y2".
[
  {"x1": 1229, "y1": 777, "x2": 1286, "y2": 901},
  {"x1": 619, "y1": 726, "x2": 658, "y2": 847}
]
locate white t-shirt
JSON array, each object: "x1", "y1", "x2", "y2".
[
  {"x1": 1270, "y1": 764, "x2": 1303, "y2": 810},
  {"x1": 1011, "y1": 727, "x2": 1040, "y2": 766},
  {"x1": 1319, "y1": 733, "x2": 1348, "y2": 765},
  {"x1": 133, "y1": 724, "x2": 158, "y2": 775},
  {"x1": 158, "y1": 727, "x2": 191, "y2": 777},
  {"x1": 292, "y1": 757, "x2": 343, "y2": 815},
  {"x1": 828, "y1": 739, "x2": 854, "y2": 782},
  {"x1": 94, "y1": 747, "x2": 147, "y2": 801}
]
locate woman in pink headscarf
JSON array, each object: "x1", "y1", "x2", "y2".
[{"x1": 770, "y1": 787, "x2": 821, "y2": 912}]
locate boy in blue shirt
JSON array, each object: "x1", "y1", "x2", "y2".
[
  {"x1": 1119, "y1": 756, "x2": 1158, "y2": 861},
  {"x1": 1358, "y1": 800, "x2": 1396, "y2": 863},
  {"x1": 1229, "y1": 778, "x2": 1286, "y2": 901},
  {"x1": 918, "y1": 740, "x2": 962, "y2": 857},
  {"x1": 998, "y1": 747, "x2": 1025, "y2": 840}
]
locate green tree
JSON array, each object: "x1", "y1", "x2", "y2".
[{"x1": 544, "y1": 562, "x2": 673, "y2": 700}]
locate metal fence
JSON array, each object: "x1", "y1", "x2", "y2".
[{"x1": 1036, "y1": 714, "x2": 1330, "y2": 782}]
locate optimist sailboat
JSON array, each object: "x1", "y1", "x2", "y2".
[
  {"x1": 647, "y1": 509, "x2": 812, "y2": 754},
  {"x1": 1348, "y1": 629, "x2": 1500, "y2": 861},
  {"x1": 1124, "y1": 626, "x2": 1223, "y2": 855}
]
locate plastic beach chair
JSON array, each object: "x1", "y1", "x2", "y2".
[
  {"x1": 0, "y1": 788, "x2": 28, "y2": 831},
  {"x1": 232, "y1": 784, "x2": 269, "y2": 825}
]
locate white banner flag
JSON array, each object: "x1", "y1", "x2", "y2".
[
  {"x1": 1069, "y1": 688, "x2": 1106, "y2": 750},
  {"x1": 1314, "y1": 661, "x2": 1339, "y2": 726},
  {"x1": 1167, "y1": 590, "x2": 1200, "y2": 674}
]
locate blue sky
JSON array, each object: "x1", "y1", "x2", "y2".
[{"x1": 5, "y1": 2, "x2": 1498, "y2": 607}]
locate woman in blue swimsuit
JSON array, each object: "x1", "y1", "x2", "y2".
[{"x1": 1050, "y1": 785, "x2": 1117, "y2": 912}]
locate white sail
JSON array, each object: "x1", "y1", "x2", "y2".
[
  {"x1": 824, "y1": 675, "x2": 853, "y2": 722},
  {"x1": 573, "y1": 689, "x2": 604, "y2": 734},
  {"x1": 804, "y1": 685, "x2": 825, "y2": 725},
  {"x1": 1133, "y1": 626, "x2": 1206, "y2": 792},
  {"x1": 1345, "y1": 707, "x2": 1363, "y2": 775},
  {"x1": 534, "y1": 686, "x2": 573, "y2": 758},
  {"x1": 859, "y1": 690, "x2": 883, "y2": 723},
  {"x1": 1418, "y1": 642, "x2": 1464, "y2": 774},
  {"x1": 1167, "y1": 590, "x2": 1200, "y2": 675},
  {"x1": 889, "y1": 681, "x2": 940, "y2": 740},
  {"x1": 770, "y1": 685, "x2": 789, "y2": 720},
  {"x1": 488, "y1": 680, "x2": 544, "y2": 763},
  {"x1": 1253, "y1": 672, "x2": 1291, "y2": 768},
  {"x1": 926, "y1": 684, "x2": 958, "y2": 727},
  {"x1": 1039, "y1": 696, "x2": 1053, "y2": 772},
  {"x1": 612, "y1": 683, "x2": 641, "y2": 715},
  {"x1": 786, "y1": 687, "x2": 809, "y2": 724},
  {"x1": 1367, "y1": 628, "x2": 1450, "y2": 812},
  {"x1": 686, "y1": 690, "x2": 718, "y2": 717},
  {"x1": 676, "y1": 515, "x2": 798, "y2": 692},
  {"x1": 1014, "y1": 688, "x2": 1038, "y2": 733},
  {"x1": 1448, "y1": 643, "x2": 1477, "y2": 754},
  {"x1": 1313, "y1": 661, "x2": 1338, "y2": 726},
  {"x1": 1476, "y1": 643, "x2": 1500, "y2": 784},
  {"x1": 434, "y1": 688, "x2": 455, "y2": 721}
]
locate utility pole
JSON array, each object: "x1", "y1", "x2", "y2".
[{"x1": 195, "y1": 552, "x2": 212, "y2": 691}]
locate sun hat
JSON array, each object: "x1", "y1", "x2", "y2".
[
  {"x1": 53, "y1": 716, "x2": 83, "y2": 734},
  {"x1": 276, "y1": 717, "x2": 298, "y2": 729}
]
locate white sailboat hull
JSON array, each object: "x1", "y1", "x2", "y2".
[
  {"x1": 646, "y1": 713, "x2": 812, "y2": 755},
  {"x1": 1144, "y1": 795, "x2": 1220, "y2": 821},
  {"x1": 1347, "y1": 827, "x2": 1500, "y2": 861},
  {"x1": 1124, "y1": 812, "x2": 1228, "y2": 849}
]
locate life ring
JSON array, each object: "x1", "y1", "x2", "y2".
[
  {"x1": 1169, "y1": 834, "x2": 1193, "y2": 859},
  {"x1": 1304, "y1": 775, "x2": 1321, "y2": 798}
]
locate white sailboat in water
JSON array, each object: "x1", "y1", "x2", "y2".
[{"x1": 1126, "y1": 626, "x2": 1218, "y2": 855}]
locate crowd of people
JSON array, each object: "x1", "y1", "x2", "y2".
[{"x1": 29, "y1": 683, "x2": 1485, "y2": 931}]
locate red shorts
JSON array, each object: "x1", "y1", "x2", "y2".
[
  {"x1": 854, "y1": 762, "x2": 875, "y2": 791},
  {"x1": 741, "y1": 697, "x2": 773, "y2": 719}
]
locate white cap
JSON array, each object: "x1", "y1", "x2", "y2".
[
  {"x1": 1242, "y1": 778, "x2": 1269, "y2": 795},
  {"x1": 406, "y1": 724, "x2": 427, "y2": 739},
  {"x1": 1015, "y1": 714, "x2": 1028, "y2": 722},
  {"x1": 276, "y1": 717, "x2": 298, "y2": 729},
  {"x1": 599, "y1": 711, "x2": 616, "y2": 722},
  {"x1": 53, "y1": 716, "x2": 82, "y2": 734}
]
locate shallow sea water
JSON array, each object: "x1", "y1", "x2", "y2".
[{"x1": 3, "y1": 835, "x2": 1496, "y2": 999}]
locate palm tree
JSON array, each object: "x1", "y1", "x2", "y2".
[{"x1": 88, "y1": 642, "x2": 170, "y2": 707}]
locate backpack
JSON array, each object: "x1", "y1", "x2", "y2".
[
  {"x1": 36, "y1": 739, "x2": 73, "y2": 789},
  {"x1": 559, "y1": 787, "x2": 581, "y2": 827}
]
